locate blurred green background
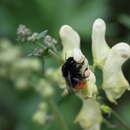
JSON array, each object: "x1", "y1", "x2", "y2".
[{"x1": 0, "y1": 0, "x2": 130, "y2": 130}]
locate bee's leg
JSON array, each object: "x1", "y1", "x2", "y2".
[
  {"x1": 73, "y1": 77, "x2": 81, "y2": 82},
  {"x1": 67, "y1": 72, "x2": 73, "y2": 88}
]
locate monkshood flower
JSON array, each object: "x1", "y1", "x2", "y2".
[
  {"x1": 102, "y1": 43, "x2": 130, "y2": 103},
  {"x1": 92, "y1": 18, "x2": 130, "y2": 103},
  {"x1": 59, "y1": 25, "x2": 80, "y2": 60},
  {"x1": 92, "y1": 18, "x2": 110, "y2": 68},
  {"x1": 59, "y1": 25, "x2": 98, "y2": 98},
  {"x1": 75, "y1": 99, "x2": 102, "y2": 130},
  {"x1": 59, "y1": 25, "x2": 102, "y2": 130},
  {"x1": 46, "y1": 25, "x2": 98, "y2": 97}
]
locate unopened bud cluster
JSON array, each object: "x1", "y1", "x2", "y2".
[
  {"x1": 17, "y1": 24, "x2": 32, "y2": 42},
  {"x1": 17, "y1": 25, "x2": 57, "y2": 57}
]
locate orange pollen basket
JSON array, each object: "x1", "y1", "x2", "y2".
[{"x1": 75, "y1": 80, "x2": 87, "y2": 89}]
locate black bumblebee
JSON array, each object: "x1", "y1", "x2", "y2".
[{"x1": 62, "y1": 57, "x2": 89, "y2": 91}]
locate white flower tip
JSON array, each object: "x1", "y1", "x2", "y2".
[
  {"x1": 93, "y1": 18, "x2": 106, "y2": 31},
  {"x1": 59, "y1": 25, "x2": 72, "y2": 37},
  {"x1": 59, "y1": 25, "x2": 80, "y2": 46},
  {"x1": 72, "y1": 48, "x2": 85, "y2": 63},
  {"x1": 112, "y1": 42, "x2": 130, "y2": 58}
]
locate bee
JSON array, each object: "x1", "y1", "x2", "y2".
[{"x1": 62, "y1": 57, "x2": 90, "y2": 92}]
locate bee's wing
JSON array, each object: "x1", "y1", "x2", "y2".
[{"x1": 65, "y1": 72, "x2": 74, "y2": 94}]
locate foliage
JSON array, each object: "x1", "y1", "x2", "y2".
[{"x1": 0, "y1": 0, "x2": 130, "y2": 130}]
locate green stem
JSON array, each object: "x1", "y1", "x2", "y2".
[
  {"x1": 112, "y1": 109, "x2": 130, "y2": 130},
  {"x1": 37, "y1": 42, "x2": 63, "y2": 64},
  {"x1": 103, "y1": 118, "x2": 117, "y2": 128},
  {"x1": 47, "y1": 99, "x2": 69, "y2": 130},
  {"x1": 48, "y1": 49, "x2": 64, "y2": 64},
  {"x1": 37, "y1": 42, "x2": 47, "y2": 50}
]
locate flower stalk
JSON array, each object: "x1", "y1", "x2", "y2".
[
  {"x1": 47, "y1": 98, "x2": 69, "y2": 130},
  {"x1": 111, "y1": 109, "x2": 130, "y2": 130}
]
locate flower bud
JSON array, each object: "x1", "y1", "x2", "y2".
[
  {"x1": 17, "y1": 24, "x2": 31, "y2": 37},
  {"x1": 27, "y1": 33, "x2": 38, "y2": 42},
  {"x1": 44, "y1": 35, "x2": 57, "y2": 47},
  {"x1": 100, "y1": 105, "x2": 111, "y2": 114}
]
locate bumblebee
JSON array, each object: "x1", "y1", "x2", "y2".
[{"x1": 62, "y1": 57, "x2": 89, "y2": 91}]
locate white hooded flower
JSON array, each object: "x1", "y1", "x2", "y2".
[
  {"x1": 59, "y1": 25, "x2": 98, "y2": 98},
  {"x1": 72, "y1": 49, "x2": 98, "y2": 98},
  {"x1": 75, "y1": 99, "x2": 102, "y2": 130},
  {"x1": 92, "y1": 18, "x2": 110, "y2": 68},
  {"x1": 92, "y1": 18, "x2": 130, "y2": 103},
  {"x1": 102, "y1": 42, "x2": 130, "y2": 103},
  {"x1": 59, "y1": 25, "x2": 80, "y2": 60},
  {"x1": 46, "y1": 25, "x2": 82, "y2": 94}
]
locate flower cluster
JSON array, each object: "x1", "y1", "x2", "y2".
[
  {"x1": 59, "y1": 24, "x2": 101, "y2": 130},
  {"x1": 59, "y1": 25, "x2": 99, "y2": 98},
  {"x1": 92, "y1": 18, "x2": 130, "y2": 103},
  {"x1": 17, "y1": 24, "x2": 57, "y2": 57},
  {"x1": 58, "y1": 18, "x2": 130, "y2": 130}
]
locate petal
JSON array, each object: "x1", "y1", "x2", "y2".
[
  {"x1": 80, "y1": 70, "x2": 98, "y2": 98},
  {"x1": 71, "y1": 49, "x2": 98, "y2": 98},
  {"x1": 59, "y1": 25, "x2": 98, "y2": 98},
  {"x1": 111, "y1": 42, "x2": 130, "y2": 65},
  {"x1": 72, "y1": 48, "x2": 86, "y2": 63},
  {"x1": 59, "y1": 25, "x2": 80, "y2": 60},
  {"x1": 92, "y1": 18, "x2": 110, "y2": 68},
  {"x1": 102, "y1": 42, "x2": 130, "y2": 103},
  {"x1": 75, "y1": 99, "x2": 102, "y2": 130}
]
